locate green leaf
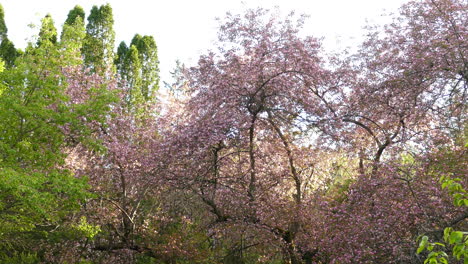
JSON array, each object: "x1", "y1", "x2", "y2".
[
  {"x1": 444, "y1": 228, "x2": 453, "y2": 242},
  {"x1": 453, "y1": 244, "x2": 464, "y2": 259},
  {"x1": 418, "y1": 236, "x2": 429, "y2": 254},
  {"x1": 449, "y1": 231, "x2": 464, "y2": 244}
]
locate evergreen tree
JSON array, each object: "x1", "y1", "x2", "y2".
[
  {"x1": 130, "y1": 34, "x2": 159, "y2": 100},
  {"x1": 37, "y1": 14, "x2": 57, "y2": 47},
  {"x1": 82, "y1": 4, "x2": 115, "y2": 74},
  {"x1": 0, "y1": 4, "x2": 7, "y2": 42}
]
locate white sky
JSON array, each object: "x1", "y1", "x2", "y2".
[{"x1": 2, "y1": 0, "x2": 407, "y2": 85}]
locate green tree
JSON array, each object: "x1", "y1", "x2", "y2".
[
  {"x1": 122, "y1": 45, "x2": 144, "y2": 107},
  {"x1": 0, "y1": 4, "x2": 7, "y2": 42},
  {"x1": 0, "y1": 38, "x2": 17, "y2": 67},
  {"x1": 115, "y1": 40, "x2": 129, "y2": 72},
  {"x1": 60, "y1": 9, "x2": 86, "y2": 66},
  {"x1": 0, "y1": 18, "x2": 115, "y2": 261},
  {"x1": 82, "y1": 4, "x2": 115, "y2": 75},
  {"x1": 0, "y1": 4, "x2": 18, "y2": 68},
  {"x1": 130, "y1": 34, "x2": 159, "y2": 100},
  {"x1": 37, "y1": 14, "x2": 57, "y2": 46},
  {"x1": 417, "y1": 176, "x2": 468, "y2": 264},
  {"x1": 64, "y1": 5, "x2": 85, "y2": 26}
]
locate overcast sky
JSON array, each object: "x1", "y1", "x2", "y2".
[{"x1": 2, "y1": 0, "x2": 407, "y2": 85}]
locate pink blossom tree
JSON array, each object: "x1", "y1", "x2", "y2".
[
  {"x1": 162, "y1": 8, "x2": 351, "y2": 263},
  {"x1": 164, "y1": 0, "x2": 466, "y2": 263}
]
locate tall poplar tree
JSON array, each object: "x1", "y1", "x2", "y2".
[
  {"x1": 130, "y1": 34, "x2": 159, "y2": 100},
  {"x1": 122, "y1": 45, "x2": 144, "y2": 107},
  {"x1": 0, "y1": 4, "x2": 17, "y2": 67},
  {"x1": 0, "y1": 39, "x2": 17, "y2": 67},
  {"x1": 37, "y1": 14, "x2": 57, "y2": 47},
  {"x1": 64, "y1": 5, "x2": 85, "y2": 26},
  {"x1": 60, "y1": 5, "x2": 85, "y2": 47},
  {"x1": 82, "y1": 4, "x2": 115, "y2": 74},
  {"x1": 0, "y1": 4, "x2": 7, "y2": 42},
  {"x1": 115, "y1": 40, "x2": 129, "y2": 73},
  {"x1": 60, "y1": 13, "x2": 86, "y2": 66}
]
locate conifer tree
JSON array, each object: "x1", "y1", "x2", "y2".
[{"x1": 82, "y1": 4, "x2": 115, "y2": 74}]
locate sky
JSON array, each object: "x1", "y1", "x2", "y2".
[{"x1": 2, "y1": 0, "x2": 408, "y2": 85}]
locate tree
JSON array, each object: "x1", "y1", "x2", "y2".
[
  {"x1": 0, "y1": 4, "x2": 7, "y2": 42},
  {"x1": 64, "y1": 5, "x2": 85, "y2": 27},
  {"x1": 340, "y1": 0, "x2": 467, "y2": 169},
  {"x1": 121, "y1": 45, "x2": 143, "y2": 107},
  {"x1": 130, "y1": 34, "x2": 159, "y2": 100},
  {"x1": 162, "y1": 1, "x2": 467, "y2": 262},
  {"x1": 115, "y1": 41, "x2": 129, "y2": 71},
  {"x1": 83, "y1": 4, "x2": 116, "y2": 74},
  {"x1": 303, "y1": 0, "x2": 468, "y2": 262},
  {"x1": 0, "y1": 4, "x2": 18, "y2": 68},
  {"x1": 0, "y1": 1, "x2": 465, "y2": 263},
  {"x1": 115, "y1": 41, "x2": 143, "y2": 106},
  {"x1": 0, "y1": 38, "x2": 18, "y2": 67},
  {"x1": 60, "y1": 8, "x2": 86, "y2": 67},
  {"x1": 165, "y1": 8, "x2": 336, "y2": 264},
  {"x1": 115, "y1": 34, "x2": 160, "y2": 102},
  {"x1": 60, "y1": 5, "x2": 86, "y2": 46},
  {"x1": 0, "y1": 16, "x2": 116, "y2": 261},
  {"x1": 37, "y1": 14, "x2": 57, "y2": 46}
]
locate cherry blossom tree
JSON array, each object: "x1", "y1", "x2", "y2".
[
  {"x1": 161, "y1": 8, "x2": 348, "y2": 263},
  {"x1": 163, "y1": 1, "x2": 466, "y2": 263},
  {"x1": 337, "y1": 0, "x2": 467, "y2": 170}
]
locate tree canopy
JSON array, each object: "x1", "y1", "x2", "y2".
[{"x1": 0, "y1": 1, "x2": 465, "y2": 263}]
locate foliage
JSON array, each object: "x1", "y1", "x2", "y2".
[
  {"x1": 60, "y1": 5, "x2": 86, "y2": 67},
  {"x1": 73, "y1": 216, "x2": 101, "y2": 240},
  {"x1": 37, "y1": 14, "x2": 57, "y2": 46},
  {"x1": 0, "y1": 4, "x2": 7, "y2": 41},
  {"x1": 0, "y1": 11, "x2": 117, "y2": 260},
  {"x1": 130, "y1": 34, "x2": 159, "y2": 99},
  {"x1": 0, "y1": 38, "x2": 18, "y2": 67},
  {"x1": 116, "y1": 34, "x2": 160, "y2": 102},
  {"x1": 83, "y1": 4, "x2": 116, "y2": 74},
  {"x1": 64, "y1": 5, "x2": 85, "y2": 27},
  {"x1": 0, "y1": 1, "x2": 466, "y2": 263},
  {"x1": 0, "y1": 4, "x2": 18, "y2": 68},
  {"x1": 417, "y1": 175, "x2": 468, "y2": 264}
]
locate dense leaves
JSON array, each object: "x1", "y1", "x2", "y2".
[
  {"x1": 0, "y1": 0, "x2": 466, "y2": 263},
  {"x1": 0, "y1": 12, "x2": 116, "y2": 261},
  {"x1": 83, "y1": 4, "x2": 116, "y2": 75}
]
